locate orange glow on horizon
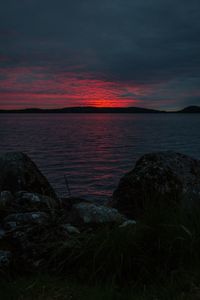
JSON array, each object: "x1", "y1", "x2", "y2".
[
  {"x1": 0, "y1": 66, "x2": 140, "y2": 109},
  {"x1": 84, "y1": 98, "x2": 132, "y2": 108}
]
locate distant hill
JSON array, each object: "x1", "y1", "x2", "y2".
[
  {"x1": 0, "y1": 106, "x2": 164, "y2": 113},
  {"x1": 178, "y1": 106, "x2": 200, "y2": 113},
  {"x1": 0, "y1": 106, "x2": 199, "y2": 113}
]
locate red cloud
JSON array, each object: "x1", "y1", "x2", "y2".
[{"x1": 0, "y1": 66, "x2": 141, "y2": 109}]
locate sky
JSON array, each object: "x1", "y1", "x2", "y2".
[{"x1": 0, "y1": 0, "x2": 200, "y2": 110}]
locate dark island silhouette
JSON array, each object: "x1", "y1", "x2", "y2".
[
  {"x1": 0, "y1": 105, "x2": 199, "y2": 113},
  {"x1": 177, "y1": 105, "x2": 200, "y2": 113}
]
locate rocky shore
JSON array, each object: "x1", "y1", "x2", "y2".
[
  {"x1": 0, "y1": 152, "x2": 132, "y2": 270},
  {"x1": 1, "y1": 150, "x2": 200, "y2": 279}
]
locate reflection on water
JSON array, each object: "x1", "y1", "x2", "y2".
[{"x1": 0, "y1": 113, "x2": 200, "y2": 200}]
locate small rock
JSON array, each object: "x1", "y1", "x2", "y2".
[
  {"x1": 16, "y1": 191, "x2": 42, "y2": 203},
  {"x1": 62, "y1": 224, "x2": 80, "y2": 234},
  {"x1": 4, "y1": 212, "x2": 49, "y2": 229},
  {"x1": 15, "y1": 191, "x2": 58, "y2": 210},
  {"x1": 0, "y1": 227, "x2": 6, "y2": 239},
  {"x1": 0, "y1": 250, "x2": 11, "y2": 267},
  {"x1": 32, "y1": 259, "x2": 44, "y2": 268},
  {"x1": 70, "y1": 202, "x2": 126, "y2": 225},
  {"x1": 4, "y1": 221, "x2": 17, "y2": 230},
  {"x1": 119, "y1": 220, "x2": 137, "y2": 228},
  {"x1": 0, "y1": 191, "x2": 13, "y2": 207}
]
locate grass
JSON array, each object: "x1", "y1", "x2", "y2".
[
  {"x1": 43, "y1": 203, "x2": 200, "y2": 285},
  {"x1": 1, "y1": 275, "x2": 200, "y2": 300},
  {"x1": 2, "y1": 201, "x2": 200, "y2": 299}
]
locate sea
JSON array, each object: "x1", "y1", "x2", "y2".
[{"x1": 0, "y1": 113, "x2": 200, "y2": 201}]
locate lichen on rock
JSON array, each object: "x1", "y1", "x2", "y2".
[{"x1": 112, "y1": 151, "x2": 200, "y2": 218}]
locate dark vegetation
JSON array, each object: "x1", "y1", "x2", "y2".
[{"x1": 2, "y1": 202, "x2": 200, "y2": 299}]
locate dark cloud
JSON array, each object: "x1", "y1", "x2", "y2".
[{"x1": 0, "y1": 0, "x2": 200, "y2": 108}]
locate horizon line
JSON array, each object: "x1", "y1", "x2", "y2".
[{"x1": 0, "y1": 105, "x2": 199, "y2": 113}]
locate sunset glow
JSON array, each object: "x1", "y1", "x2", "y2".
[
  {"x1": 0, "y1": 66, "x2": 140, "y2": 109},
  {"x1": 0, "y1": 0, "x2": 200, "y2": 110}
]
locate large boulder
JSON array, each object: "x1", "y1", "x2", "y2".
[
  {"x1": 0, "y1": 152, "x2": 56, "y2": 198},
  {"x1": 112, "y1": 151, "x2": 200, "y2": 218}
]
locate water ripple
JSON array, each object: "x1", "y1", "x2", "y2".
[{"x1": 1, "y1": 113, "x2": 200, "y2": 201}]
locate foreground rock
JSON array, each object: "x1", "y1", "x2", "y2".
[
  {"x1": 0, "y1": 227, "x2": 6, "y2": 239},
  {"x1": 61, "y1": 224, "x2": 80, "y2": 234},
  {"x1": 0, "y1": 250, "x2": 11, "y2": 267},
  {"x1": 69, "y1": 202, "x2": 126, "y2": 225},
  {"x1": 112, "y1": 151, "x2": 200, "y2": 218},
  {"x1": 0, "y1": 191, "x2": 13, "y2": 207},
  {"x1": 0, "y1": 152, "x2": 56, "y2": 198},
  {"x1": 4, "y1": 212, "x2": 49, "y2": 230},
  {"x1": 15, "y1": 191, "x2": 58, "y2": 211},
  {"x1": 0, "y1": 190, "x2": 59, "y2": 216}
]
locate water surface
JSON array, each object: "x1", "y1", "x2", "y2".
[{"x1": 0, "y1": 113, "x2": 200, "y2": 200}]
